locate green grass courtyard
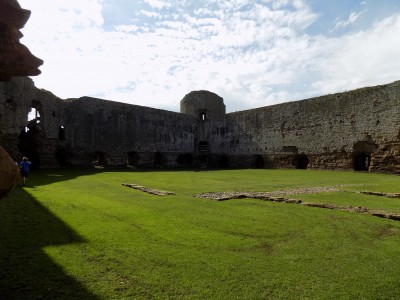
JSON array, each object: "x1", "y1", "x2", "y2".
[{"x1": 1, "y1": 168, "x2": 400, "y2": 299}]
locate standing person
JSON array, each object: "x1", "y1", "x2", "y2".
[{"x1": 20, "y1": 157, "x2": 31, "y2": 186}]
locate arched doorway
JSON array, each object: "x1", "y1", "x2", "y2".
[{"x1": 292, "y1": 154, "x2": 309, "y2": 169}]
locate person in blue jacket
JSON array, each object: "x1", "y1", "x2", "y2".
[{"x1": 20, "y1": 157, "x2": 31, "y2": 186}]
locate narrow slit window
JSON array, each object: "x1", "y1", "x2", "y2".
[
  {"x1": 59, "y1": 125, "x2": 65, "y2": 140},
  {"x1": 199, "y1": 112, "x2": 207, "y2": 121}
]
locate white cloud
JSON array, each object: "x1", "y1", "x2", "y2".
[
  {"x1": 16, "y1": 0, "x2": 400, "y2": 113},
  {"x1": 21, "y1": 0, "x2": 103, "y2": 29},
  {"x1": 140, "y1": 10, "x2": 162, "y2": 18},
  {"x1": 312, "y1": 14, "x2": 400, "y2": 94},
  {"x1": 334, "y1": 11, "x2": 362, "y2": 30},
  {"x1": 143, "y1": 0, "x2": 171, "y2": 10}
]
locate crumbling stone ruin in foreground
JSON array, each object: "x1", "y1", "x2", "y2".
[{"x1": 1, "y1": 77, "x2": 400, "y2": 173}]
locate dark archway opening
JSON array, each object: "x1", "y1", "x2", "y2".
[
  {"x1": 55, "y1": 147, "x2": 67, "y2": 167},
  {"x1": 126, "y1": 151, "x2": 139, "y2": 167},
  {"x1": 18, "y1": 127, "x2": 41, "y2": 170},
  {"x1": 293, "y1": 154, "x2": 309, "y2": 169},
  {"x1": 93, "y1": 152, "x2": 106, "y2": 167},
  {"x1": 254, "y1": 155, "x2": 265, "y2": 169},
  {"x1": 219, "y1": 155, "x2": 229, "y2": 168},
  {"x1": 353, "y1": 152, "x2": 371, "y2": 171},
  {"x1": 154, "y1": 151, "x2": 165, "y2": 168},
  {"x1": 177, "y1": 153, "x2": 193, "y2": 167}
]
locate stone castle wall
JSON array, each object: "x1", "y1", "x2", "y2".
[
  {"x1": 1, "y1": 77, "x2": 400, "y2": 172},
  {"x1": 224, "y1": 81, "x2": 400, "y2": 171},
  {"x1": 62, "y1": 97, "x2": 196, "y2": 167}
]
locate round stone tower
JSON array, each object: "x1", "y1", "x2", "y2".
[{"x1": 180, "y1": 90, "x2": 226, "y2": 121}]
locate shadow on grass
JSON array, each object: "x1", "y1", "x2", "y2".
[
  {"x1": 28, "y1": 168, "x2": 102, "y2": 188},
  {"x1": 0, "y1": 188, "x2": 99, "y2": 300},
  {"x1": 27, "y1": 167, "x2": 223, "y2": 188}
]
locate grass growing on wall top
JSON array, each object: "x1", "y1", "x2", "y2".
[{"x1": 1, "y1": 169, "x2": 400, "y2": 299}]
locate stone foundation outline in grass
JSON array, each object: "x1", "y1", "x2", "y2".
[
  {"x1": 359, "y1": 191, "x2": 400, "y2": 198},
  {"x1": 122, "y1": 183, "x2": 175, "y2": 196},
  {"x1": 194, "y1": 187, "x2": 400, "y2": 222},
  {"x1": 122, "y1": 183, "x2": 400, "y2": 220}
]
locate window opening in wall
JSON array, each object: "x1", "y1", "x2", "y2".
[
  {"x1": 28, "y1": 107, "x2": 41, "y2": 123},
  {"x1": 199, "y1": 111, "x2": 207, "y2": 121},
  {"x1": 59, "y1": 125, "x2": 65, "y2": 140}
]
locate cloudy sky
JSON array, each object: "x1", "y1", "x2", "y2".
[{"x1": 18, "y1": 0, "x2": 400, "y2": 112}]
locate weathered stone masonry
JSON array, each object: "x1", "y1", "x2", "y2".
[
  {"x1": 225, "y1": 82, "x2": 400, "y2": 172},
  {"x1": 1, "y1": 77, "x2": 400, "y2": 173},
  {"x1": 63, "y1": 97, "x2": 196, "y2": 167}
]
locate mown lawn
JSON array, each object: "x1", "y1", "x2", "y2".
[{"x1": 1, "y1": 168, "x2": 400, "y2": 299}]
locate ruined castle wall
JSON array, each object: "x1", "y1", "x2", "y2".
[
  {"x1": 0, "y1": 78, "x2": 198, "y2": 168},
  {"x1": 0, "y1": 78, "x2": 65, "y2": 137},
  {"x1": 2, "y1": 77, "x2": 400, "y2": 172},
  {"x1": 62, "y1": 97, "x2": 196, "y2": 167},
  {"x1": 0, "y1": 77, "x2": 66, "y2": 167},
  {"x1": 224, "y1": 81, "x2": 400, "y2": 171}
]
